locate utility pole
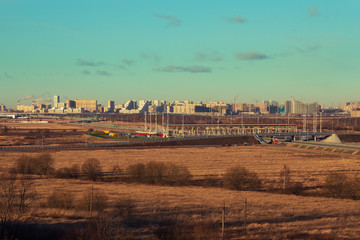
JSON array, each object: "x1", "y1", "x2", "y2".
[
  {"x1": 166, "y1": 111, "x2": 169, "y2": 137},
  {"x1": 320, "y1": 112, "x2": 322, "y2": 133},
  {"x1": 149, "y1": 112, "x2": 152, "y2": 131},
  {"x1": 162, "y1": 113, "x2": 164, "y2": 135},
  {"x1": 313, "y1": 113, "x2": 317, "y2": 133},
  {"x1": 155, "y1": 112, "x2": 158, "y2": 132},
  {"x1": 241, "y1": 113, "x2": 244, "y2": 134},
  {"x1": 218, "y1": 114, "x2": 220, "y2": 135},
  {"x1": 144, "y1": 112, "x2": 147, "y2": 131}
]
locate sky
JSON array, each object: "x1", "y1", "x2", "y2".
[{"x1": 1, "y1": 0, "x2": 360, "y2": 108}]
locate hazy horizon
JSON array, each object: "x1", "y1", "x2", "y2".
[{"x1": 1, "y1": 0, "x2": 359, "y2": 108}]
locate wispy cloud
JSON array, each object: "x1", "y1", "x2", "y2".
[
  {"x1": 96, "y1": 70, "x2": 111, "y2": 76},
  {"x1": 76, "y1": 59, "x2": 104, "y2": 67},
  {"x1": 154, "y1": 65, "x2": 212, "y2": 73},
  {"x1": 308, "y1": 4, "x2": 318, "y2": 17},
  {"x1": 116, "y1": 59, "x2": 134, "y2": 69},
  {"x1": 154, "y1": 14, "x2": 181, "y2": 27},
  {"x1": 3, "y1": 72, "x2": 13, "y2": 79},
  {"x1": 235, "y1": 51, "x2": 270, "y2": 60},
  {"x1": 34, "y1": 98, "x2": 51, "y2": 104},
  {"x1": 122, "y1": 59, "x2": 133, "y2": 67},
  {"x1": 196, "y1": 50, "x2": 223, "y2": 62},
  {"x1": 21, "y1": 95, "x2": 37, "y2": 101},
  {"x1": 293, "y1": 44, "x2": 320, "y2": 53},
  {"x1": 20, "y1": 94, "x2": 50, "y2": 103},
  {"x1": 141, "y1": 53, "x2": 161, "y2": 63},
  {"x1": 82, "y1": 70, "x2": 91, "y2": 75},
  {"x1": 225, "y1": 15, "x2": 246, "y2": 23}
]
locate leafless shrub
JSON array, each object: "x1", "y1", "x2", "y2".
[
  {"x1": 164, "y1": 163, "x2": 192, "y2": 186},
  {"x1": 154, "y1": 218, "x2": 186, "y2": 240},
  {"x1": 60, "y1": 213, "x2": 135, "y2": 240},
  {"x1": 111, "y1": 164, "x2": 122, "y2": 181},
  {"x1": 12, "y1": 155, "x2": 32, "y2": 174},
  {"x1": 279, "y1": 165, "x2": 303, "y2": 195},
  {"x1": 12, "y1": 153, "x2": 55, "y2": 175},
  {"x1": 47, "y1": 190, "x2": 75, "y2": 209},
  {"x1": 113, "y1": 197, "x2": 136, "y2": 218},
  {"x1": 192, "y1": 221, "x2": 219, "y2": 240},
  {"x1": 0, "y1": 173, "x2": 35, "y2": 239},
  {"x1": 127, "y1": 163, "x2": 146, "y2": 183},
  {"x1": 54, "y1": 164, "x2": 80, "y2": 179},
  {"x1": 77, "y1": 188, "x2": 108, "y2": 213},
  {"x1": 143, "y1": 161, "x2": 166, "y2": 185},
  {"x1": 202, "y1": 175, "x2": 222, "y2": 187},
  {"x1": 324, "y1": 172, "x2": 360, "y2": 199},
  {"x1": 223, "y1": 167, "x2": 261, "y2": 191},
  {"x1": 81, "y1": 158, "x2": 102, "y2": 181},
  {"x1": 155, "y1": 219, "x2": 219, "y2": 240},
  {"x1": 282, "y1": 231, "x2": 336, "y2": 240},
  {"x1": 127, "y1": 161, "x2": 192, "y2": 186}
]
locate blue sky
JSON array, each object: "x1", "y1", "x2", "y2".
[{"x1": 1, "y1": 0, "x2": 359, "y2": 108}]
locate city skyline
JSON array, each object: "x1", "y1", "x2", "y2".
[{"x1": 1, "y1": 0, "x2": 360, "y2": 108}]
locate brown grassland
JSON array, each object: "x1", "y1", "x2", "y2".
[
  {"x1": 2, "y1": 119, "x2": 360, "y2": 239},
  {"x1": 1, "y1": 145, "x2": 360, "y2": 239}
]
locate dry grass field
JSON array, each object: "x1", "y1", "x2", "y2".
[
  {"x1": 0, "y1": 119, "x2": 83, "y2": 130},
  {"x1": 2, "y1": 119, "x2": 360, "y2": 239},
  {"x1": 1, "y1": 145, "x2": 360, "y2": 239}
]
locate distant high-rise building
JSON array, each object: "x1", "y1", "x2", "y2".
[
  {"x1": 339, "y1": 102, "x2": 351, "y2": 111},
  {"x1": 64, "y1": 99, "x2": 97, "y2": 112},
  {"x1": 284, "y1": 99, "x2": 318, "y2": 115},
  {"x1": 66, "y1": 100, "x2": 76, "y2": 109},
  {"x1": 54, "y1": 95, "x2": 60, "y2": 108},
  {"x1": 0, "y1": 105, "x2": 6, "y2": 112},
  {"x1": 75, "y1": 100, "x2": 97, "y2": 112},
  {"x1": 284, "y1": 100, "x2": 291, "y2": 115},
  {"x1": 108, "y1": 100, "x2": 115, "y2": 112},
  {"x1": 124, "y1": 100, "x2": 137, "y2": 110}
]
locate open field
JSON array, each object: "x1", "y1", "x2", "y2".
[
  {"x1": 2, "y1": 119, "x2": 360, "y2": 238},
  {"x1": 0, "y1": 119, "x2": 82, "y2": 130},
  {"x1": 0, "y1": 119, "x2": 133, "y2": 146},
  {"x1": 28, "y1": 177, "x2": 360, "y2": 239},
  {"x1": 2, "y1": 145, "x2": 359, "y2": 186},
  {"x1": 1, "y1": 145, "x2": 360, "y2": 239}
]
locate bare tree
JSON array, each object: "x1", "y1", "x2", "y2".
[
  {"x1": 0, "y1": 173, "x2": 35, "y2": 239},
  {"x1": 82, "y1": 158, "x2": 102, "y2": 181}
]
